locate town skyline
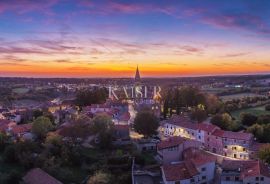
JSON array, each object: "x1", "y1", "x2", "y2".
[{"x1": 1, "y1": 0, "x2": 270, "y2": 77}]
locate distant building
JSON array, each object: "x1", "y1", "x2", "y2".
[{"x1": 134, "y1": 65, "x2": 141, "y2": 84}]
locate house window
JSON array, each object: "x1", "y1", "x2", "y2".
[
  {"x1": 199, "y1": 130, "x2": 201, "y2": 133},
  {"x1": 202, "y1": 176, "x2": 206, "y2": 180},
  {"x1": 199, "y1": 136, "x2": 201, "y2": 139},
  {"x1": 235, "y1": 176, "x2": 239, "y2": 181},
  {"x1": 261, "y1": 177, "x2": 264, "y2": 181},
  {"x1": 175, "y1": 181, "x2": 180, "y2": 184},
  {"x1": 226, "y1": 177, "x2": 230, "y2": 181},
  {"x1": 201, "y1": 167, "x2": 206, "y2": 171},
  {"x1": 256, "y1": 177, "x2": 259, "y2": 181},
  {"x1": 190, "y1": 178, "x2": 195, "y2": 182}
]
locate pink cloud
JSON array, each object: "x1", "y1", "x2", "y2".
[{"x1": 0, "y1": 0, "x2": 58, "y2": 15}]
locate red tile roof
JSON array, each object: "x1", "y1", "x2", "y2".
[
  {"x1": 0, "y1": 119, "x2": 16, "y2": 132},
  {"x1": 10, "y1": 123, "x2": 32, "y2": 135},
  {"x1": 197, "y1": 123, "x2": 219, "y2": 133},
  {"x1": 163, "y1": 115, "x2": 197, "y2": 130},
  {"x1": 212, "y1": 129, "x2": 253, "y2": 141},
  {"x1": 212, "y1": 129, "x2": 224, "y2": 137},
  {"x1": 222, "y1": 160, "x2": 270, "y2": 179},
  {"x1": 157, "y1": 136, "x2": 186, "y2": 150},
  {"x1": 162, "y1": 161, "x2": 199, "y2": 181},
  {"x1": 114, "y1": 124, "x2": 129, "y2": 131},
  {"x1": 183, "y1": 148, "x2": 216, "y2": 166},
  {"x1": 23, "y1": 168, "x2": 63, "y2": 184}
]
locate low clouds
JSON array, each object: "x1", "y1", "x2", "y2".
[
  {"x1": 0, "y1": 0, "x2": 269, "y2": 76},
  {"x1": 222, "y1": 52, "x2": 251, "y2": 58}
]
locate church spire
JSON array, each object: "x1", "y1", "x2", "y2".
[{"x1": 134, "y1": 65, "x2": 141, "y2": 83}]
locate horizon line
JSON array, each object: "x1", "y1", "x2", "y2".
[{"x1": 0, "y1": 73, "x2": 270, "y2": 79}]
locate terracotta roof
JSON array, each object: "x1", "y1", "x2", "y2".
[
  {"x1": 222, "y1": 160, "x2": 270, "y2": 179},
  {"x1": 223, "y1": 131, "x2": 253, "y2": 141},
  {"x1": 0, "y1": 119, "x2": 16, "y2": 132},
  {"x1": 197, "y1": 123, "x2": 219, "y2": 133},
  {"x1": 114, "y1": 124, "x2": 129, "y2": 131},
  {"x1": 157, "y1": 136, "x2": 186, "y2": 150},
  {"x1": 183, "y1": 148, "x2": 216, "y2": 166},
  {"x1": 23, "y1": 168, "x2": 63, "y2": 184},
  {"x1": 10, "y1": 123, "x2": 32, "y2": 135},
  {"x1": 163, "y1": 115, "x2": 197, "y2": 130},
  {"x1": 162, "y1": 161, "x2": 199, "y2": 181},
  {"x1": 212, "y1": 129, "x2": 253, "y2": 141},
  {"x1": 212, "y1": 129, "x2": 224, "y2": 137}
]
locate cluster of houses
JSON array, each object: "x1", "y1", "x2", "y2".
[
  {"x1": 0, "y1": 119, "x2": 32, "y2": 141},
  {"x1": 161, "y1": 115, "x2": 265, "y2": 160},
  {"x1": 81, "y1": 100, "x2": 131, "y2": 125},
  {"x1": 157, "y1": 115, "x2": 270, "y2": 184}
]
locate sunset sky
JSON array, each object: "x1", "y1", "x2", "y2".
[{"x1": 0, "y1": 0, "x2": 270, "y2": 77}]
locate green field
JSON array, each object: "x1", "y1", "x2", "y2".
[
  {"x1": 12, "y1": 88, "x2": 30, "y2": 94},
  {"x1": 231, "y1": 105, "x2": 270, "y2": 120},
  {"x1": 220, "y1": 93, "x2": 266, "y2": 102}
]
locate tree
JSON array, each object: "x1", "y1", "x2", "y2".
[
  {"x1": 247, "y1": 124, "x2": 264, "y2": 141},
  {"x1": 32, "y1": 116, "x2": 53, "y2": 138},
  {"x1": 3, "y1": 145, "x2": 17, "y2": 163},
  {"x1": 134, "y1": 111, "x2": 159, "y2": 137},
  {"x1": 58, "y1": 115, "x2": 92, "y2": 139},
  {"x1": 92, "y1": 114, "x2": 114, "y2": 149},
  {"x1": 0, "y1": 132, "x2": 8, "y2": 151},
  {"x1": 206, "y1": 94, "x2": 223, "y2": 114},
  {"x1": 45, "y1": 132, "x2": 62, "y2": 146},
  {"x1": 211, "y1": 113, "x2": 237, "y2": 131},
  {"x1": 162, "y1": 86, "x2": 207, "y2": 117},
  {"x1": 262, "y1": 124, "x2": 270, "y2": 142},
  {"x1": 190, "y1": 108, "x2": 207, "y2": 123},
  {"x1": 258, "y1": 145, "x2": 270, "y2": 164},
  {"x1": 240, "y1": 113, "x2": 257, "y2": 126},
  {"x1": 87, "y1": 171, "x2": 112, "y2": 184},
  {"x1": 33, "y1": 109, "x2": 43, "y2": 119},
  {"x1": 257, "y1": 115, "x2": 270, "y2": 125},
  {"x1": 265, "y1": 104, "x2": 270, "y2": 111},
  {"x1": 76, "y1": 88, "x2": 108, "y2": 107}
]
